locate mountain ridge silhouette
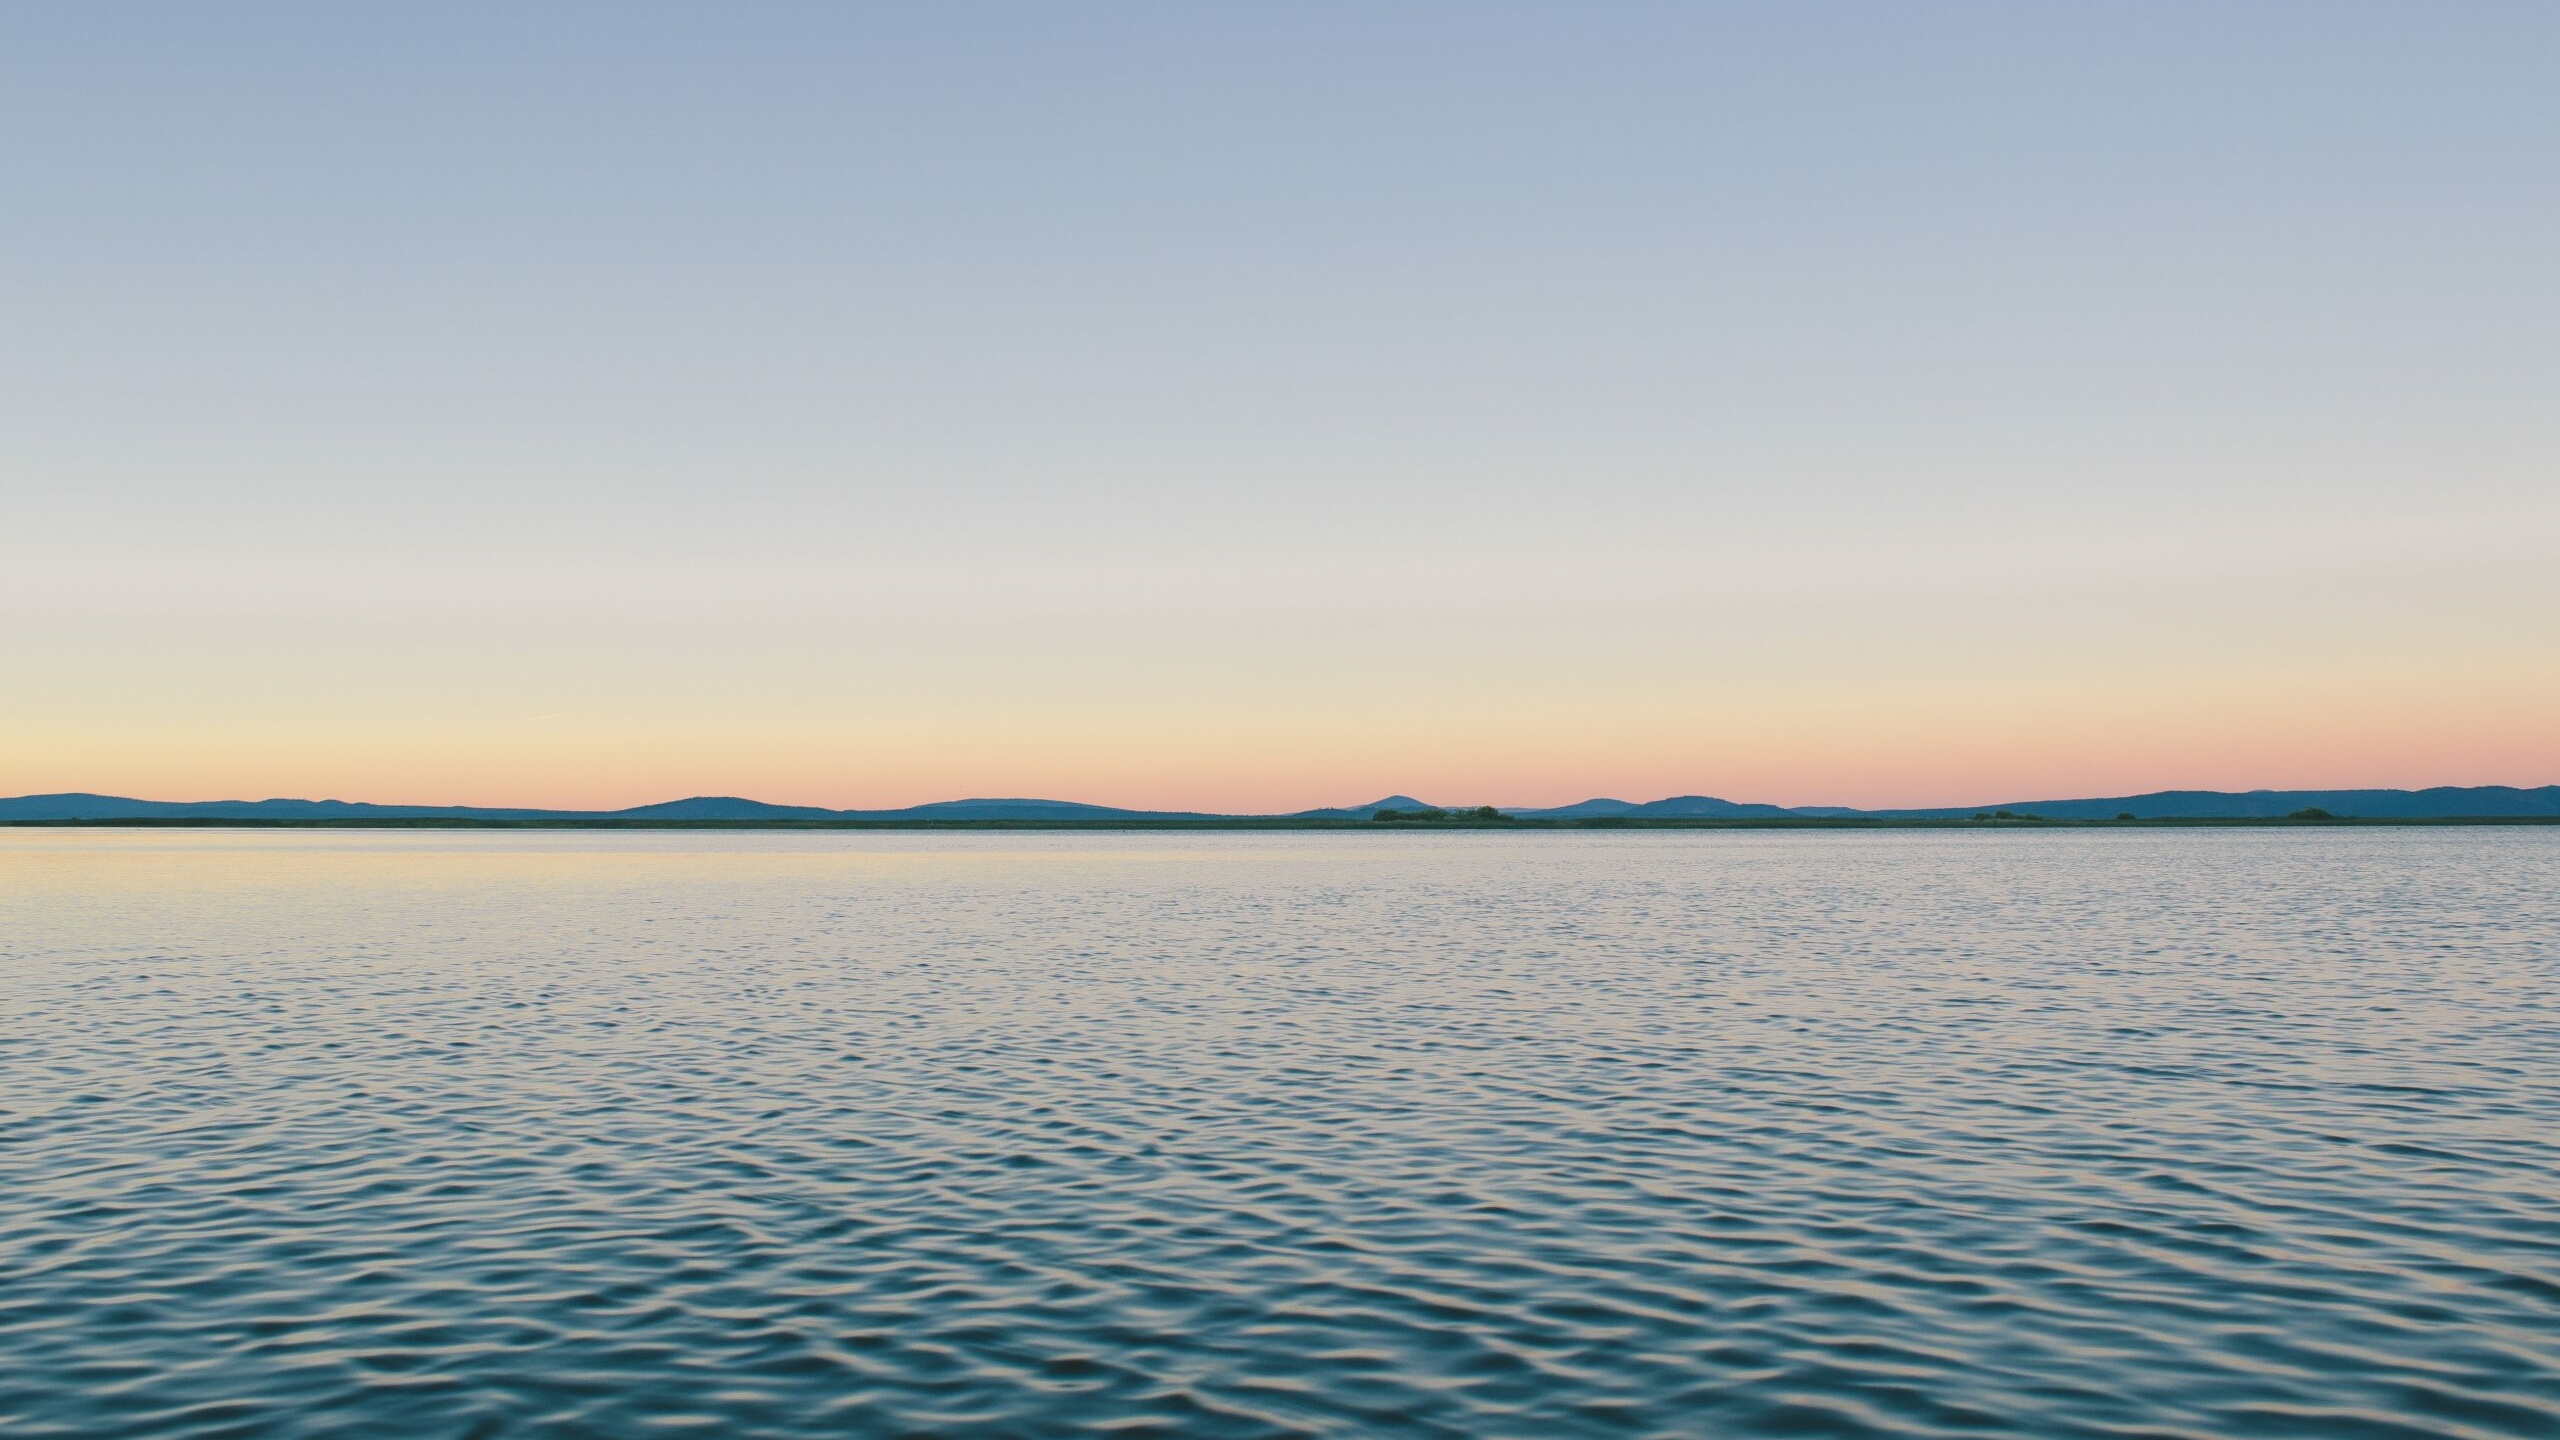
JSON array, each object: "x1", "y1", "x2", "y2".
[{"x1": 5, "y1": 786, "x2": 2555, "y2": 822}]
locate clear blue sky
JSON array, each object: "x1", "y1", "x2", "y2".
[{"x1": 4, "y1": 4, "x2": 2554, "y2": 808}]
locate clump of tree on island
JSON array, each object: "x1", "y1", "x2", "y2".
[{"x1": 1372, "y1": 806, "x2": 1506, "y2": 822}]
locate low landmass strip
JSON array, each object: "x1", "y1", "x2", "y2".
[{"x1": 3, "y1": 786, "x2": 2556, "y2": 828}]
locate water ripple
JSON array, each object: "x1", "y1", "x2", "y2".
[{"x1": 2, "y1": 829, "x2": 2556, "y2": 1437}]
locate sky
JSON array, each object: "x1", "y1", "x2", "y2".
[{"x1": 3, "y1": 2, "x2": 2554, "y2": 812}]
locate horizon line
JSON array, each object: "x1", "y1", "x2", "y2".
[{"x1": 7, "y1": 780, "x2": 2558, "y2": 822}]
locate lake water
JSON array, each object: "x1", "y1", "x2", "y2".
[{"x1": 2, "y1": 828, "x2": 2555, "y2": 1439}]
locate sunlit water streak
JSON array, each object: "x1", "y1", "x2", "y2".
[{"x1": 2, "y1": 829, "x2": 2555, "y2": 1439}]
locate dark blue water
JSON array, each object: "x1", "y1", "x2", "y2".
[{"x1": 3, "y1": 829, "x2": 2555, "y2": 1438}]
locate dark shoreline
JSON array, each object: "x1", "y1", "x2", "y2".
[{"x1": 7, "y1": 816, "x2": 2556, "y2": 831}]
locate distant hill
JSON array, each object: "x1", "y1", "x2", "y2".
[
  {"x1": 611, "y1": 796, "x2": 843, "y2": 821},
  {"x1": 0, "y1": 792, "x2": 1221, "y2": 824},
  {"x1": 0, "y1": 793, "x2": 563, "y2": 821},
  {"x1": 610, "y1": 795, "x2": 1215, "y2": 822},
  {"x1": 1511, "y1": 796, "x2": 1854, "y2": 819},
  {"x1": 1624, "y1": 795, "x2": 1797, "y2": 818},
  {"x1": 3, "y1": 785, "x2": 2554, "y2": 825},
  {"x1": 1289, "y1": 795, "x2": 1437, "y2": 820},
  {"x1": 1519, "y1": 786, "x2": 2560, "y2": 821},
  {"x1": 1874, "y1": 786, "x2": 2560, "y2": 820},
  {"x1": 839, "y1": 798, "x2": 1217, "y2": 822},
  {"x1": 1506, "y1": 798, "x2": 1639, "y2": 819}
]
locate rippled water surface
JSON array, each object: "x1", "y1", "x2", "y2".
[{"x1": 3, "y1": 829, "x2": 2556, "y2": 1439}]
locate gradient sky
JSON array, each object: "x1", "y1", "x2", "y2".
[{"x1": 4, "y1": 3, "x2": 2554, "y2": 811}]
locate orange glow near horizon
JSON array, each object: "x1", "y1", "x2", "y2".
[
  {"x1": 7, "y1": 465, "x2": 2554, "y2": 819},
  {"x1": 9, "y1": 649, "x2": 2552, "y2": 814}
]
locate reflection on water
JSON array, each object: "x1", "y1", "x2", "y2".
[{"x1": 2, "y1": 829, "x2": 2555, "y2": 1438}]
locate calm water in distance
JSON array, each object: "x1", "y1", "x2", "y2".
[{"x1": 2, "y1": 829, "x2": 2555, "y2": 1439}]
